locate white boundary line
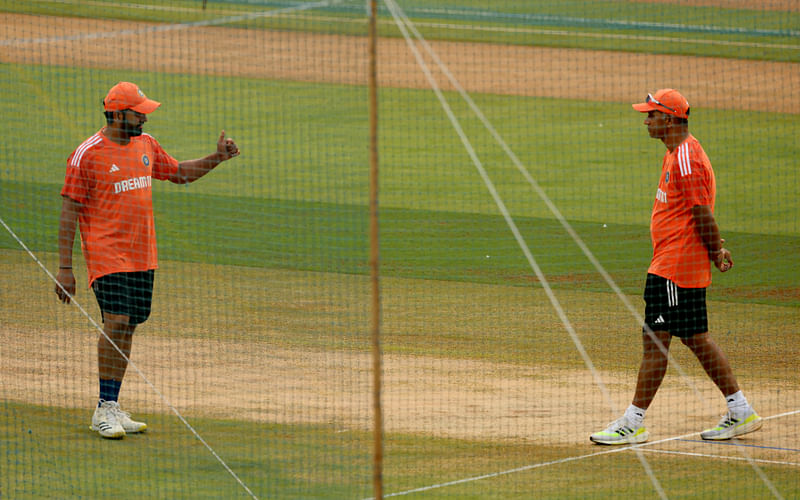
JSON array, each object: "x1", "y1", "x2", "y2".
[
  {"x1": 413, "y1": 6, "x2": 800, "y2": 37},
  {"x1": 0, "y1": 216, "x2": 259, "y2": 499},
  {"x1": 641, "y1": 449, "x2": 800, "y2": 468}
]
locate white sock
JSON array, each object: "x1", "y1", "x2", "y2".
[
  {"x1": 726, "y1": 390, "x2": 750, "y2": 416},
  {"x1": 625, "y1": 404, "x2": 646, "y2": 428}
]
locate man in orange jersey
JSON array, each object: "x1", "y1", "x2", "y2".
[
  {"x1": 590, "y1": 89, "x2": 761, "y2": 445},
  {"x1": 55, "y1": 82, "x2": 240, "y2": 439}
]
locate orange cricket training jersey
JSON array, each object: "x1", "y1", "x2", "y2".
[
  {"x1": 648, "y1": 134, "x2": 716, "y2": 288},
  {"x1": 62, "y1": 130, "x2": 179, "y2": 286}
]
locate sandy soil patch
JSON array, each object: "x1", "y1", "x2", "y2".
[
  {"x1": 2, "y1": 325, "x2": 796, "y2": 448},
  {"x1": 1, "y1": 14, "x2": 797, "y2": 114}
]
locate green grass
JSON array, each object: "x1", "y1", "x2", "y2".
[
  {"x1": 434, "y1": 454, "x2": 800, "y2": 499},
  {"x1": 2, "y1": 0, "x2": 798, "y2": 61},
  {"x1": 3, "y1": 180, "x2": 799, "y2": 308},
  {"x1": 4, "y1": 401, "x2": 799, "y2": 499},
  {"x1": 2, "y1": 402, "x2": 374, "y2": 499},
  {"x1": 1, "y1": 64, "x2": 798, "y2": 236}
]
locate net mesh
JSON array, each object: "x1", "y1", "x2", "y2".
[{"x1": 1, "y1": 1, "x2": 798, "y2": 498}]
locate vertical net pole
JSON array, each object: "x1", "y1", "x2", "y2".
[{"x1": 368, "y1": 1, "x2": 383, "y2": 499}]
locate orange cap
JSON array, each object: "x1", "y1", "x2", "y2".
[
  {"x1": 103, "y1": 82, "x2": 160, "y2": 114},
  {"x1": 632, "y1": 88, "x2": 690, "y2": 119}
]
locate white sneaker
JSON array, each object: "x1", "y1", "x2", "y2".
[
  {"x1": 701, "y1": 410, "x2": 762, "y2": 440},
  {"x1": 91, "y1": 400, "x2": 125, "y2": 439},
  {"x1": 105, "y1": 400, "x2": 147, "y2": 434},
  {"x1": 590, "y1": 416, "x2": 649, "y2": 445}
]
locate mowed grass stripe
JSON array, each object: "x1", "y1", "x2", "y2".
[{"x1": 3, "y1": 181, "x2": 799, "y2": 307}]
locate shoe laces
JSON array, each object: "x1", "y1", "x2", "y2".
[
  {"x1": 97, "y1": 400, "x2": 122, "y2": 424},
  {"x1": 106, "y1": 402, "x2": 133, "y2": 421},
  {"x1": 716, "y1": 411, "x2": 739, "y2": 428},
  {"x1": 608, "y1": 416, "x2": 637, "y2": 434}
]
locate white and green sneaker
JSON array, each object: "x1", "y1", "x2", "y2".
[
  {"x1": 590, "y1": 417, "x2": 649, "y2": 445},
  {"x1": 109, "y1": 401, "x2": 147, "y2": 434},
  {"x1": 700, "y1": 410, "x2": 762, "y2": 441},
  {"x1": 91, "y1": 400, "x2": 125, "y2": 439}
]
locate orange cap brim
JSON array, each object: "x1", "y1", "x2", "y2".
[
  {"x1": 632, "y1": 101, "x2": 688, "y2": 119},
  {"x1": 130, "y1": 98, "x2": 161, "y2": 114},
  {"x1": 632, "y1": 102, "x2": 656, "y2": 113}
]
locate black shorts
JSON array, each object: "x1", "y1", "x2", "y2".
[
  {"x1": 643, "y1": 273, "x2": 707, "y2": 338},
  {"x1": 92, "y1": 270, "x2": 155, "y2": 326}
]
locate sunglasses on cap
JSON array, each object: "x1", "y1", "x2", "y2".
[{"x1": 646, "y1": 93, "x2": 678, "y2": 114}]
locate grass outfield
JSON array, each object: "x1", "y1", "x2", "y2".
[
  {"x1": 3, "y1": 394, "x2": 799, "y2": 499},
  {"x1": 3, "y1": 0, "x2": 798, "y2": 61},
  {"x1": 2, "y1": 402, "x2": 374, "y2": 499}
]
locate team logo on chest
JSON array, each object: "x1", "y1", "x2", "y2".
[
  {"x1": 142, "y1": 154, "x2": 150, "y2": 166},
  {"x1": 665, "y1": 172, "x2": 670, "y2": 184}
]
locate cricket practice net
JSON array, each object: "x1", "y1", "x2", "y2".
[{"x1": 1, "y1": 1, "x2": 799, "y2": 498}]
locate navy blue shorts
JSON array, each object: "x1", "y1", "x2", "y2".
[
  {"x1": 643, "y1": 273, "x2": 707, "y2": 338},
  {"x1": 92, "y1": 270, "x2": 155, "y2": 326}
]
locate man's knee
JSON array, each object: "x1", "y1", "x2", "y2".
[
  {"x1": 642, "y1": 329, "x2": 671, "y2": 356},
  {"x1": 680, "y1": 331, "x2": 711, "y2": 349},
  {"x1": 102, "y1": 314, "x2": 136, "y2": 341}
]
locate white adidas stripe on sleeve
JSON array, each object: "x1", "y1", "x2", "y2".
[{"x1": 69, "y1": 133, "x2": 103, "y2": 168}]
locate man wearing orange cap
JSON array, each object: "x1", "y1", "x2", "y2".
[
  {"x1": 590, "y1": 89, "x2": 761, "y2": 445},
  {"x1": 55, "y1": 82, "x2": 240, "y2": 439}
]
